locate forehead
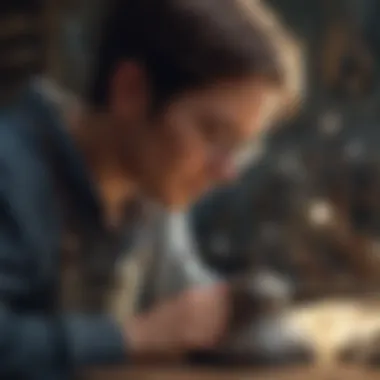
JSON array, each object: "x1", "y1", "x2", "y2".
[{"x1": 170, "y1": 78, "x2": 282, "y2": 132}]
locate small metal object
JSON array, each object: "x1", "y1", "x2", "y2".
[{"x1": 248, "y1": 270, "x2": 294, "y2": 305}]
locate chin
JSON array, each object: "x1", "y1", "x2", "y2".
[
  {"x1": 162, "y1": 198, "x2": 192, "y2": 212},
  {"x1": 155, "y1": 193, "x2": 196, "y2": 212},
  {"x1": 149, "y1": 183, "x2": 206, "y2": 211},
  {"x1": 143, "y1": 193, "x2": 183, "y2": 211}
]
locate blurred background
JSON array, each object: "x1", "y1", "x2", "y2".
[{"x1": 189, "y1": 0, "x2": 380, "y2": 289}]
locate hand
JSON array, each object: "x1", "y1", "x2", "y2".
[{"x1": 125, "y1": 283, "x2": 231, "y2": 356}]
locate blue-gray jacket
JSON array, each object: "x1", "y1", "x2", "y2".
[{"x1": 0, "y1": 82, "x2": 126, "y2": 379}]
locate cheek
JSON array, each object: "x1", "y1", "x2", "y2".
[
  {"x1": 171, "y1": 135, "x2": 235, "y2": 188},
  {"x1": 173, "y1": 135, "x2": 207, "y2": 179},
  {"x1": 164, "y1": 132, "x2": 210, "y2": 196}
]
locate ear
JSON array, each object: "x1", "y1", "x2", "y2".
[{"x1": 108, "y1": 61, "x2": 150, "y2": 122}]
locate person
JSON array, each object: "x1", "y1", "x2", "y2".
[{"x1": 0, "y1": 0, "x2": 300, "y2": 378}]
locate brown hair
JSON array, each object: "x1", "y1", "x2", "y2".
[
  {"x1": 0, "y1": 1, "x2": 45, "y2": 94},
  {"x1": 88, "y1": 0, "x2": 302, "y2": 112}
]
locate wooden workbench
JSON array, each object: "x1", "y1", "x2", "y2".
[{"x1": 85, "y1": 365, "x2": 380, "y2": 380}]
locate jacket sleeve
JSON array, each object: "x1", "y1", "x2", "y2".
[
  {"x1": 0, "y1": 195, "x2": 127, "y2": 378},
  {"x1": 0, "y1": 116, "x2": 127, "y2": 378}
]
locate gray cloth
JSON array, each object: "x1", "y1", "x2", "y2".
[{"x1": 136, "y1": 209, "x2": 220, "y2": 312}]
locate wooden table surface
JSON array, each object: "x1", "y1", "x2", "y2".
[{"x1": 86, "y1": 365, "x2": 380, "y2": 380}]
